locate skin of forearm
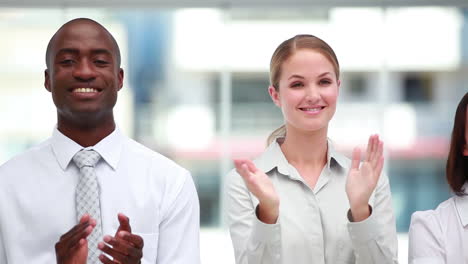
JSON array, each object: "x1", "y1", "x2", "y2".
[
  {"x1": 256, "y1": 201, "x2": 279, "y2": 224},
  {"x1": 350, "y1": 203, "x2": 371, "y2": 222}
]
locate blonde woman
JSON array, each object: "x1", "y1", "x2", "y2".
[{"x1": 226, "y1": 35, "x2": 398, "y2": 264}]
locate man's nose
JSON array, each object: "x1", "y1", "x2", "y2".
[{"x1": 72, "y1": 59, "x2": 97, "y2": 81}]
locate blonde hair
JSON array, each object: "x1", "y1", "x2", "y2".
[{"x1": 267, "y1": 34, "x2": 340, "y2": 145}]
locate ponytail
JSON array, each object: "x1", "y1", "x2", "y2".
[{"x1": 266, "y1": 125, "x2": 286, "y2": 146}]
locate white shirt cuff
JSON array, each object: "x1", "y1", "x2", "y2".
[
  {"x1": 252, "y1": 209, "x2": 281, "y2": 243},
  {"x1": 347, "y1": 206, "x2": 379, "y2": 243},
  {"x1": 410, "y1": 258, "x2": 445, "y2": 264}
]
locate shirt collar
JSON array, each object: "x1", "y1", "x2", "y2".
[
  {"x1": 255, "y1": 137, "x2": 346, "y2": 177},
  {"x1": 51, "y1": 126, "x2": 124, "y2": 171},
  {"x1": 454, "y1": 183, "x2": 468, "y2": 227},
  {"x1": 326, "y1": 140, "x2": 347, "y2": 173}
]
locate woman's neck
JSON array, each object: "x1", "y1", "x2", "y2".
[{"x1": 280, "y1": 125, "x2": 328, "y2": 170}]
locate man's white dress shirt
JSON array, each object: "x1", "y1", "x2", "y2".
[
  {"x1": 0, "y1": 127, "x2": 200, "y2": 264},
  {"x1": 226, "y1": 138, "x2": 398, "y2": 264},
  {"x1": 409, "y1": 188, "x2": 468, "y2": 264}
]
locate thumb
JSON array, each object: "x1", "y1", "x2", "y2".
[
  {"x1": 116, "y1": 213, "x2": 132, "y2": 234},
  {"x1": 244, "y1": 160, "x2": 259, "y2": 174},
  {"x1": 76, "y1": 239, "x2": 88, "y2": 260}
]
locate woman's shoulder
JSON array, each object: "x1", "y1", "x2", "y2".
[
  {"x1": 408, "y1": 198, "x2": 457, "y2": 262},
  {"x1": 410, "y1": 197, "x2": 456, "y2": 231}
]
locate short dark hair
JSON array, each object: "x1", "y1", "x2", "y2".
[
  {"x1": 446, "y1": 92, "x2": 468, "y2": 196},
  {"x1": 45, "y1": 18, "x2": 121, "y2": 69}
]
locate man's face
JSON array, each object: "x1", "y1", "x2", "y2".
[{"x1": 44, "y1": 21, "x2": 123, "y2": 124}]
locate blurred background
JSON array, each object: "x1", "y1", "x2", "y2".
[{"x1": 0, "y1": 0, "x2": 467, "y2": 263}]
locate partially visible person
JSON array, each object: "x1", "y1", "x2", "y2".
[
  {"x1": 0, "y1": 18, "x2": 200, "y2": 264},
  {"x1": 408, "y1": 92, "x2": 468, "y2": 264},
  {"x1": 226, "y1": 34, "x2": 398, "y2": 264}
]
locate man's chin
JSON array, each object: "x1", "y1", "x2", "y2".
[{"x1": 60, "y1": 108, "x2": 111, "y2": 124}]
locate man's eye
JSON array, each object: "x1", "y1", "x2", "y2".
[
  {"x1": 60, "y1": 59, "x2": 74, "y2": 65},
  {"x1": 95, "y1": 60, "x2": 109, "y2": 65}
]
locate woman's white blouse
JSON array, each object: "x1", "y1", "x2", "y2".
[
  {"x1": 409, "y1": 192, "x2": 468, "y2": 264},
  {"x1": 226, "y1": 139, "x2": 398, "y2": 264}
]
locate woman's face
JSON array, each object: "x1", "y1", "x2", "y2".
[{"x1": 269, "y1": 49, "x2": 340, "y2": 134}]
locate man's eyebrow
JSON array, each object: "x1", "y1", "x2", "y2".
[
  {"x1": 55, "y1": 48, "x2": 113, "y2": 57},
  {"x1": 56, "y1": 48, "x2": 79, "y2": 56},
  {"x1": 91, "y1": 49, "x2": 113, "y2": 56}
]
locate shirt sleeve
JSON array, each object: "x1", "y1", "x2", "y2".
[
  {"x1": 408, "y1": 211, "x2": 445, "y2": 264},
  {"x1": 347, "y1": 172, "x2": 399, "y2": 264},
  {"x1": 156, "y1": 170, "x2": 200, "y2": 264},
  {"x1": 226, "y1": 169, "x2": 281, "y2": 264},
  {"x1": 0, "y1": 229, "x2": 5, "y2": 264}
]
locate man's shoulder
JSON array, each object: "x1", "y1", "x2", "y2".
[
  {"x1": 0, "y1": 139, "x2": 52, "y2": 189},
  {"x1": 0, "y1": 139, "x2": 52, "y2": 172}
]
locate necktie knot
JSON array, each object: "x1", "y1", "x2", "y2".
[{"x1": 73, "y1": 149, "x2": 101, "y2": 169}]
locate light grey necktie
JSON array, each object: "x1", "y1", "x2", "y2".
[{"x1": 73, "y1": 149, "x2": 102, "y2": 264}]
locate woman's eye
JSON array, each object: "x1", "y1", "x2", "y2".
[
  {"x1": 291, "y1": 82, "x2": 303, "y2": 87},
  {"x1": 320, "y1": 79, "x2": 332, "y2": 85}
]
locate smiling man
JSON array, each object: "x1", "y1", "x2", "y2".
[{"x1": 0, "y1": 18, "x2": 200, "y2": 264}]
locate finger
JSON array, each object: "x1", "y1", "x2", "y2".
[
  {"x1": 240, "y1": 163, "x2": 256, "y2": 183},
  {"x1": 55, "y1": 234, "x2": 87, "y2": 255},
  {"x1": 102, "y1": 235, "x2": 138, "y2": 257},
  {"x1": 60, "y1": 213, "x2": 91, "y2": 240},
  {"x1": 375, "y1": 156, "x2": 384, "y2": 180},
  {"x1": 98, "y1": 242, "x2": 130, "y2": 263},
  {"x1": 56, "y1": 224, "x2": 92, "y2": 254},
  {"x1": 233, "y1": 159, "x2": 246, "y2": 169},
  {"x1": 59, "y1": 220, "x2": 89, "y2": 241},
  {"x1": 69, "y1": 238, "x2": 87, "y2": 252},
  {"x1": 79, "y1": 213, "x2": 91, "y2": 224},
  {"x1": 372, "y1": 140, "x2": 383, "y2": 170},
  {"x1": 351, "y1": 147, "x2": 361, "y2": 170},
  {"x1": 370, "y1": 137, "x2": 383, "y2": 168},
  {"x1": 117, "y1": 213, "x2": 131, "y2": 233},
  {"x1": 118, "y1": 231, "x2": 144, "y2": 250},
  {"x1": 244, "y1": 160, "x2": 259, "y2": 174},
  {"x1": 378, "y1": 140, "x2": 383, "y2": 157},
  {"x1": 99, "y1": 253, "x2": 118, "y2": 264},
  {"x1": 365, "y1": 135, "x2": 373, "y2": 162},
  {"x1": 65, "y1": 225, "x2": 94, "y2": 249},
  {"x1": 371, "y1": 135, "x2": 381, "y2": 164},
  {"x1": 235, "y1": 162, "x2": 251, "y2": 181},
  {"x1": 234, "y1": 160, "x2": 247, "y2": 174},
  {"x1": 366, "y1": 135, "x2": 376, "y2": 167}
]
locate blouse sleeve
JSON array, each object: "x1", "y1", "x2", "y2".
[
  {"x1": 347, "y1": 172, "x2": 399, "y2": 264},
  {"x1": 408, "y1": 210, "x2": 445, "y2": 264},
  {"x1": 225, "y1": 169, "x2": 281, "y2": 264}
]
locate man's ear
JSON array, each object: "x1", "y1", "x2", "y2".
[
  {"x1": 268, "y1": 85, "x2": 281, "y2": 108},
  {"x1": 44, "y1": 69, "x2": 51, "y2": 92},
  {"x1": 117, "y1": 68, "x2": 124, "y2": 91}
]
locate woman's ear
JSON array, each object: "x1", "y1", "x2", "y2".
[
  {"x1": 463, "y1": 144, "x2": 468, "y2": 156},
  {"x1": 268, "y1": 85, "x2": 281, "y2": 108},
  {"x1": 337, "y1": 79, "x2": 341, "y2": 95}
]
